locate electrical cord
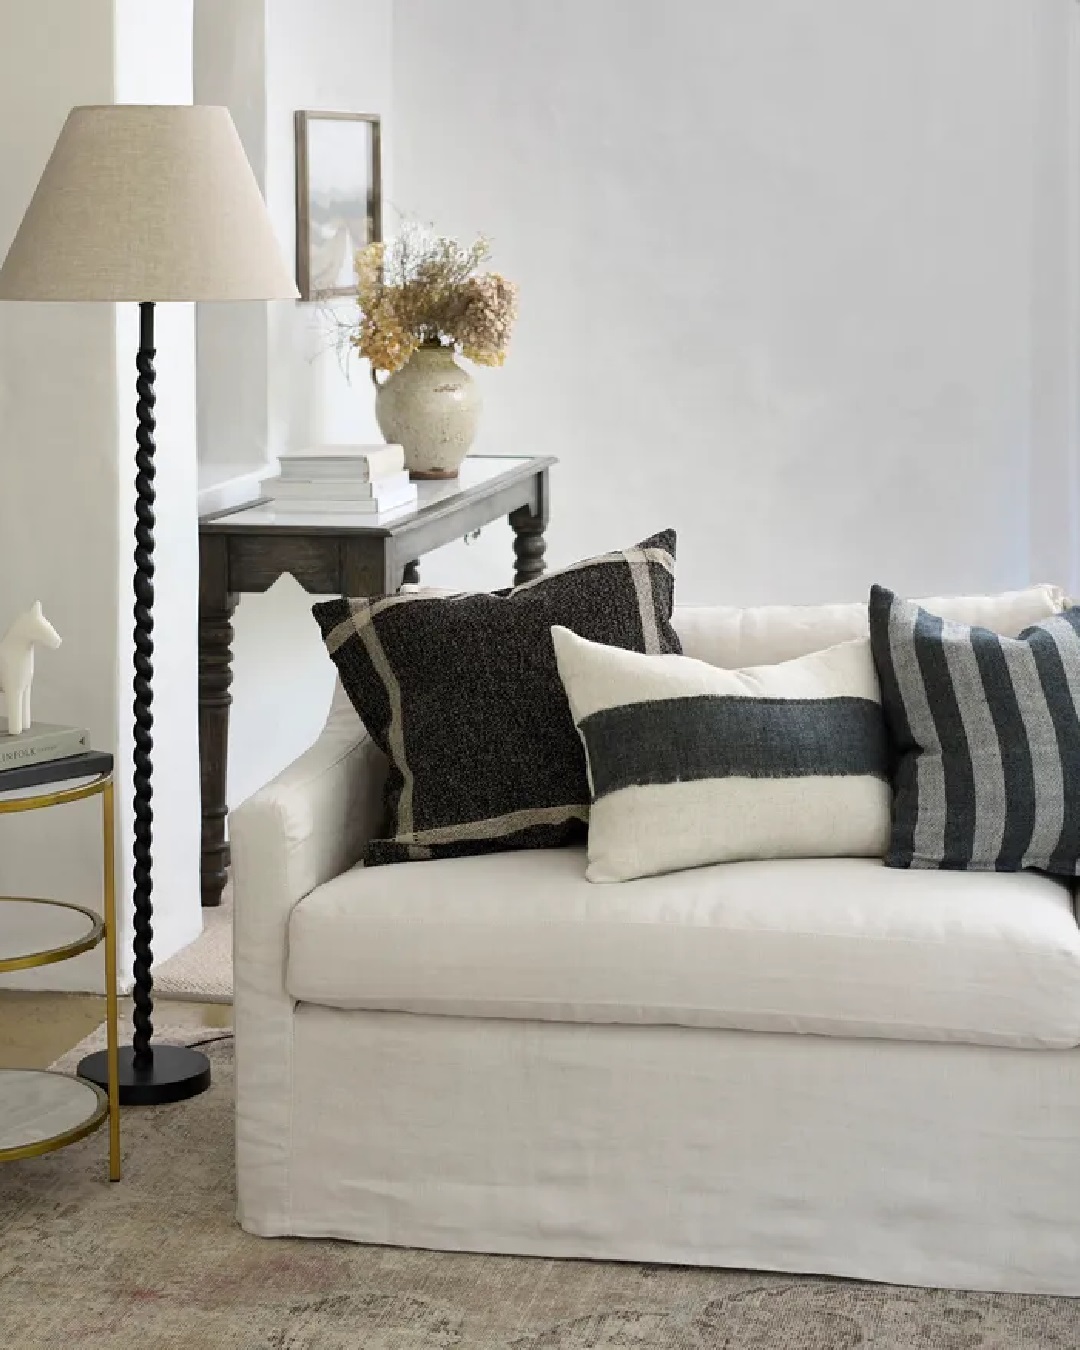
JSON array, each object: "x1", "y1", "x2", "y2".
[{"x1": 181, "y1": 1032, "x2": 234, "y2": 1051}]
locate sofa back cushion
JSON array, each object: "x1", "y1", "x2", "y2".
[{"x1": 674, "y1": 585, "x2": 1066, "y2": 670}]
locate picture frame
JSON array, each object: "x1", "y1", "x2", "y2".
[{"x1": 294, "y1": 110, "x2": 383, "y2": 301}]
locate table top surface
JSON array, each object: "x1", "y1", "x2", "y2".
[
  {"x1": 0, "y1": 898, "x2": 103, "y2": 971},
  {"x1": 199, "y1": 454, "x2": 555, "y2": 537},
  {"x1": 0, "y1": 1070, "x2": 107, "y2": 1155}
]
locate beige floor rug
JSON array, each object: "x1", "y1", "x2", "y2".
[
  {"x1": 1, "y1": 1031, "x2": 1079, "y2": 1349},
  {"x1": 154, "y1": 883, "x2": 233, "y2": 1004}
]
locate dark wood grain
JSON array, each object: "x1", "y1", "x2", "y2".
[
  {"x1": 510, "y1": 470, "x2": 549, "y2": 586},
  {"x1": 199, "y1": 456, "x2": 555, "y2": 539},
  {"x1": 197, "y1": 533, "x2": 236, "y2": 909},
  {"x1": 229, "y1": 535, "x2": 348, "y2": 595},
  {"x1": 197, "y1": 457, "x2": 554, "y2": 906},
  {"x1": 341, "y1": 541, "x2": 391, "y2": 599}
]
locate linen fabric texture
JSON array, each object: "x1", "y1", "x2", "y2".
[
  {"x1": 262, "y1": 1003, "x2": 1080, "y2": 1295},
  {"x1": 311, "y1": 530, "x2": 680, "y2": 865},
  {"x1": 869, "y1": 584, "x2": 1080, "y2": 874},
  {"x1": 675, "y1": 585, "x2": 1067, "y2": 670},
  {"x1": 287, "y1": 851, "x2": 1080, "y2": 1049},
  {"x1": 237, "y1": 581, "x2": 1080, "y2": 1295},
  {"x1": 551, "y1": 625, "x2": 890, "y2": 882}
]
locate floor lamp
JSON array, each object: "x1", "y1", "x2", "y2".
[{"x1": 0, "y1": 106, "x2": 297, "y2": 1104}]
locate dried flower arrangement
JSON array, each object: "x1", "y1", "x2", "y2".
[{"x1": 351, "y1": 221, "x2": 518, "y2": 374}]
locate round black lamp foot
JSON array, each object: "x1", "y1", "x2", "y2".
[{"x1": 78, "y1": 1044, "x2": 211, "y2": 1106}]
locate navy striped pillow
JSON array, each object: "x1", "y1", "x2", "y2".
[{"x1": 869, "y1": 584, "x2": 1080, "y2": 874}]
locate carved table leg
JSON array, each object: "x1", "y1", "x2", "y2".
[
  {"x1": 198, "y1": 593, "x2": 237, "y2": 908},
  {"x1": 510, "y1": 504, "x2": 548, "y2": 587}
]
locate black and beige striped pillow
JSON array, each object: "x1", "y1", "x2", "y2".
[
  {"x1": 869, "y1": 585, "x2": 1080, "y2": 874},
  {"x1": 312, "y1": 530, "x2": 680, "y2": 866},
  {"x1": 552, "y1": 625, "x2": 891, "y2": 882}
]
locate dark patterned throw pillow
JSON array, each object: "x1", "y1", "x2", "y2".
[
  {"x1": 869, "y1": 584, "x2": 1080, "y2": 874},
  {"x1": 312, "y1": 530, "x2": 680, "y2": 865}
]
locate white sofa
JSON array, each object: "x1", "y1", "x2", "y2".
[{"x1": 231, "y1": 585, "x2": 1080, "y2": 1296}]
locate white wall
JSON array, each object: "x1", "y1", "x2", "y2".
[
  {"x1": 195, "y1": 0, "x2": 394, "y2": 807},
  {"x1": 0, "y1": 0, "x2": 120, "y2": 992},
  {"x1": 200, "y1": 0, "x2": 1080, "y2": 813},
  {"x1": 113, "y1": 0, "x2": 203, "y2": 975},
  {"x1": 1029, "y1": 0, "x2": 1080, "y2": 593},
  {"x1": 194, "y1": 0, "x2": 270, "y2": 475},
  {"x1": 392, "y1": 0, "x2": 1079, "y2": 605},
  {"x1": 2, "y1": 0, "x2": 366, "y2": 987},
  {"x1": 0, "y1": 1, "x2": 202, "y2": 990},
  {"x1": 264, "y1": 0, "x2": 393, "y2": 456}
]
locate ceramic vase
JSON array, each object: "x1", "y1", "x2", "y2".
[{"x1": 374, "y1": 343, "x2": 483, "y2": 479}]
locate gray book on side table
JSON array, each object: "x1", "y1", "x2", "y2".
[{"x1": 0, "y1": 750, "x2": 114, "y2": 794}]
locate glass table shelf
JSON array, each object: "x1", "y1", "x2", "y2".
[
  {"x1": 0, "y1": 765, "x2": 120, "y2": 1180},
  {"x1": 0, "y1": 766, "x2": 112, "y2": 812},
  {"x1": 0, "y1": 897, "x2": 104, "y2": 973},
  {"x1": 0, "y1": 1070, "x2": 108, "y2": 1162}
]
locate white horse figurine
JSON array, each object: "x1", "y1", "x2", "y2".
[{"x1": 0, "y1": 602, "x2": 62, "y2": 736}]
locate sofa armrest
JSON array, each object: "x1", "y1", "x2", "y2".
[
  {"x1": 230, "y1": 692, "x2": 385, "y2": 932},
  {"x1": 231, "y1": 685, "x2": 386, "y2": 1009},
  {"x1": 232, "y1": 688, "x2": 385, "y2": 1230}
]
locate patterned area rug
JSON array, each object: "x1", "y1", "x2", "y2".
[
  {"x1": 2, "y1": 1032, "x2": 1079, "y2": 1349},
  {"x1": 154, "y1": 884, "x2": 233, "y2": 1004}
]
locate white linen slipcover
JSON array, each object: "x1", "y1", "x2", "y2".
[
  {"x1": 232, "y1": 583, "x2": 1080, "y2": 1295},
  {"x1": 287, "y1": 851, "x2": 1080, "y2": 1050},
  {"x1": 674, "y1": 583, "x2": 1066, "y2": 668},
  {"x1": 246, "y1": 1004, "x2": 1080, "y2": 1297}
]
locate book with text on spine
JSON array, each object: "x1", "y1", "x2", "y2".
[{"x1": 0, "y1": 722, "x2": 89, "y2": 770}]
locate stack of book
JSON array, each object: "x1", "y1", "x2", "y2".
[
  {"x1": 0, "y1": 720, "x2": 104, "y2": 791},
  {"x1": 261, "y1": 443, "x2": 418, "y2": 515}
]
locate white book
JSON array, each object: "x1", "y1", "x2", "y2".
[
  {"x1": 263, "y1": 470, "x2": 412, "y2": 501},
  {"x1": 270, "y1": 500, "x2": 418, "y2": 518},
  {"x1": 277, "y1": 444, "x2": 405, "y2": 481},
  {"x1": 270, "y1": 483, "x2": 418, "y2": 516}
]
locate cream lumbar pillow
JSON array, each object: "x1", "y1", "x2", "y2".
[{"x1": 551, "y1": 626, "x2": 891, "y2": 883}]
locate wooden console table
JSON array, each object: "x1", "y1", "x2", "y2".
[{"x1": 197, "y1": 454, "x2": 555, "y2": 907}]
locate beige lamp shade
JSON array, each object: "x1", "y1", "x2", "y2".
[{"x1": 0, "y1": 104, "x2": 298, "y2": 302}]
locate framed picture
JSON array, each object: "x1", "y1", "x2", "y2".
[{"x1": 294, "y1": 110, "x2": 382, "y2": 301}]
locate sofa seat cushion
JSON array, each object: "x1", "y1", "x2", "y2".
[{"x1": 286, "y1": 852, "x2": 1080, "y2": 1049}]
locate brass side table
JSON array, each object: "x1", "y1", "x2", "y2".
[{"x1": 0, "y1": 757, "x2": 120, "y2": 1181}]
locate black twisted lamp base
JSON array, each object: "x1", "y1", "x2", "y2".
[{"x1": 79, "y1": 302, "x2": 211, "y2": 1106}]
